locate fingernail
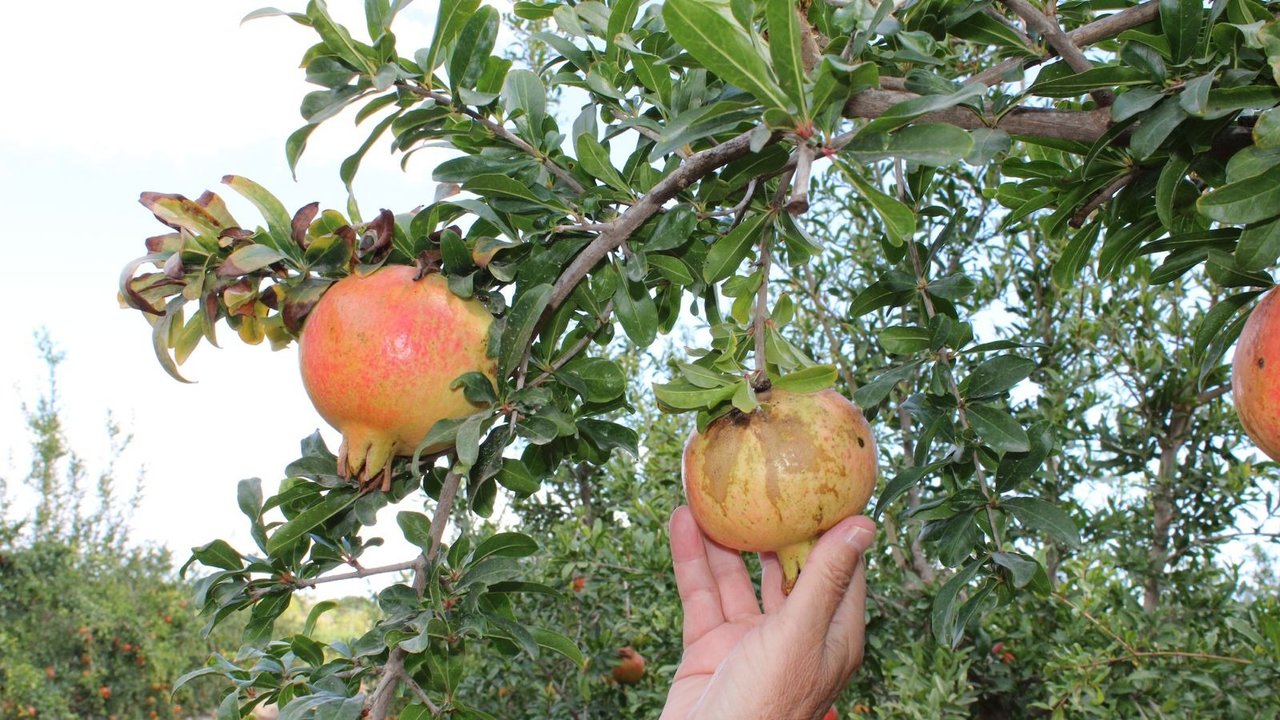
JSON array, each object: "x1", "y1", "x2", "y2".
[{"x1": 844, "y1": 524, "x2": 872, "y2": 547}]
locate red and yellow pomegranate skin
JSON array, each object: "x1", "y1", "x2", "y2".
[
  {"x1": 682, "y1": 388, "x2": 878, "y2": 592},
  {"x1": 298, "y1": 265, "x2": 496, "y2": 487},
  {"x1": 1233, "y1": 287, "x2": 1280, "y2": 461}
]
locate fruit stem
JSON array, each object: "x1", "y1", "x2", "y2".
[
  {"x1": 752, "y1": 223, "x2": 773, "y2": 389},
  {"x1": 778, "y1": 538, "x2": 817, "y2": 595}
]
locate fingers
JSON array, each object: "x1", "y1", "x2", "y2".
[
  {"x1": 782, "y1": 516, "x2": 876, "y2": 635},
  {"x1": 704, "y1": 534, "x2": 761, "y2": 621},
  {"x1": 669, "y1": 506, "x2": 725, "y2": 646},
  {"x1": 826, "y1": 551, "x2": 868, "y2": 671},
  {"x1": 759, "y1": 552, "x2": 786, "y2": 614}
]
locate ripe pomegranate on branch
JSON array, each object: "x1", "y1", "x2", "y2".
[{"x1": 119, "y1": 179, "x2": 510, "y2": 491}]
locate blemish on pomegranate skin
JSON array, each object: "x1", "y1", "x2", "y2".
[
  {"x1": 1259, "y1": 357, "x2": 1266, "y2": 369},
  {"x1": 856, "y1": 436, "x2": 865, "y2": 448}
]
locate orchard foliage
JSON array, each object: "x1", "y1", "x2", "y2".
[
  {"x1": 0, "y1": 336, "x2": 238, "y2": 719},
  {"x1": 112, "y1": 0, "x2": 1280, "y2": 717}
]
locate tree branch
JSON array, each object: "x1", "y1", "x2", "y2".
[
  {"x1": 401, "y1": 83, "x2": 587, "y2": 195},
  {"x1": 998, "y1": 0, "x2": 1113, "y2": 105},
  {"x1": 1070, "y1": 171, "x2": 1136, "y2": 228},
  {"x1": 547, "y1": 127, "x2": 782, "y2": 313},
  {"x1": 844, "y1": 89, "x2": 1113, "y2": 144},
  {"x1": 968, "y1": 1, "x2": 1159, "y2": 88},
  {"x1": 292, "y1": 559, "x2": 418, "y2": 589}
]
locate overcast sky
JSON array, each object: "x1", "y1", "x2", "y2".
[{"x1": 0, "y1": 0, "x2": 477, "y2": 598}]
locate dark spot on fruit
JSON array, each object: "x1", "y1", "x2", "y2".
[
  {"x1": 1259, "y1": 357, "x2": 1266, "y2": 369},
  {"x1": 856, "y1": 436, "x2": 865, "y2": 448}
]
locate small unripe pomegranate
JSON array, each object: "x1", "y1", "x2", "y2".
[
  {"x1": 299, "y1": 266, "x2": 496, "y2": 489},
  {"x1": 1233, "y1": 288, "x2": 1280, "y2": 460},
  {"x1": 823, "y1": 707, "x2": 839, "y2": 720},
  {"x1": 683, "y1": 388, "x2": 877, "y2": 593}
]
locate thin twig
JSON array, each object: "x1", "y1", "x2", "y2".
[
  {"x1": 753, "y1": 227, "x2": 774, "y2": 388},
  {"x1": 400, "y1": 83, "x2": 587, "y2": 195},
  {"x1": 700, "y1": 178, "x2": 759, "y2": 219},
  {"x1": 527, "y1": 301, "x2": 616, "y2": 389},
  {"x1": 292, "y1": 560, "x2": 418, "y2": 589},
  {"x1": 399, "y1": 670, "x2": 442, "y2": 714},
  {"x1": 1070, "y1": 171, "x2": 1136, "y2": 228},
  {"x1": 546, "y1": 126, "x2": 783, "y2": 313}
]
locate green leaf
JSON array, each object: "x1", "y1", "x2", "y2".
[
  {"x1": 286, "y1": 124, "x2": 319, "y2": 180},
  {"x1": 237, "y1": 478, "x2": 264, "y2": 520},
  {"x1": 1256, "y1": 106, "x2": 1280, "y2": 149},
  {"x1": 879, "y1": 325, "x2": 932, "y2": 354},
  {"x1": 965, "y1": 404, "x2": 1030, "y2": 453},
  {"x1": 653, "y1": 380, "x2": 737, "y2": 411},
  {"x1": 394, "y1": 507, "x2": 435, "y2": 550},
  {"x1": 963, "y1": 355, "x2": 1037, "y2": 398},
  {"x1": 765, "y1": 0, "x2": 807, "y2": 116},
  {"x1": 648, "y1": 254, "x2": 696, "y2": 285},
  {"x1": 218, "y1": 245, "x2": 287, "y2": 277},
  {"x1": 307, "y1": 0, "x2": 376, "y2": 75},
  {"x1": 190, "y1": 540, "x2": 243, "y2": 571},
  {"x1": 932, "y1": 560, "x2": 984, "y2": 647},
  {"x1": 849, "y1": 277, "x2": 914, "y2": 317},
  {"x1": 613, "y1": 277, "x2": 659, "y2": 347},
  {"x1": 841, "y1": 164, "x2": 916, "y2": 245},
  {"x1": 1161, "y1": 0, "x2": 1202, "y2": 63},
  {"x1": 771, "y1": 365, "x2": 837, "y2": 393},
  {"x1": 1156, "y1": 153, "x2": 1192, "y2": 229},
  {"x1": 1236, "y1": 217, "x2": 1280, "y2": 271},
  {"x1": 704, "y1": 212, "x2": 770, "y2": 282},
  {"x1": 1130, "y1": 98, "x2": 1188, "y2": 159},
  {"x1": 1193, "y1": 290, "x2": 1264, "y2": 361},
  {"x1": 663, "y1": 0, "x2": 793, "y2": 111},
  {"x1": 874, "y1": 464, "x2": 939, "y2": 519},
  {"x1": 647, "y1": 205, "x2": 699, "y2": 252},
  {"x1": 530, "y1": 627, "x2": 586, "y2": 667},
  {"x1": 578, "y1": 419, "x2": 640, "y2": 456},
  {"x1": 267, "y1": 491, "x2": 358, "y2": 555},
  {"x1": 576, "y1": 134, "x2": 631, "y2": 193},
  {"x1": 1198, "y1": 164, "x2": 1280, "y2": 224},
  {"x1": 1001, "y1": 496, "x2": 1081, "y2": 548},
  {"x1": 463, "y1": 173, "x2": 564, "y2": 209},
  {"x1": 421, "y1": 0, "x2": 479, "y2": 73},
  {"x1": 472, "y1": 532, "x2": 539, "y2": 562},
  {"x1": 303, "y1": 600, "x2": 338, "y2": 637},
  {"x1": 449, "y1": 6, "x2": 499, "y2": 92},
  {"x1": 499, "y1": 284, "x2": 553, "y2": 378},
  {"x1": 502, "y1": 69, "x2": 548, "y2": 136},
  {"x1": 992, "y1": 552, "x2": 1040, "y2": 589},
  {"x1": 853, "y1": 360, "x2": 923, "y2": 408},
  {"x1": 222, "y1": 175, "x2": 294, "y2": 256},
  {"x1": 497, "y1": 459, "x2": 540, "y2": 495},
  {"x1": 1028, "y1": 65, "x2": 1150, "y2": 98},
  {"x1": 560, "y1": 357, "x2": 626, "y2": 402}
]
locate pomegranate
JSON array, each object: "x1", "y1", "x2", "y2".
[
  {"x1": 1233, "y1": 287, "x2": 1280, "y2": 461},
  {"x1": 682, "y1": 388, "x2": 877, "y2": 593},
  {"x1": 611, "y1": 647, "x2": 646, "y2": 686},
  {"x1": 823, "y1": 707, "x2": 839, "y2": 720},
  {"x1": 298, "y1": 265, "x2": 496, "y2": 489}
]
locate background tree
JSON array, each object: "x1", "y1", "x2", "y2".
[
  {"x1": 113, "y1": 0, "x2": 1280, "y2": 718},
  {"x1": 0, "y1": 334, "x2": 241, "y2": 719}
]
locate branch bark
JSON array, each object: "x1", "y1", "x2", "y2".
[
  {"x1": 999, "y1": 0, "x2": 1114, "y2": 105},
  {"x1": 844, "y1": 89, "x2": 1112, "y2": 144},
  {"x1": 968, "y1": 1, "x2": 1160, "y2": 88}
]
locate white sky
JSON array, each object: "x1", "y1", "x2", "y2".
[{"x1": 0, "y1": 0, "x2": 470, "y2": 599}]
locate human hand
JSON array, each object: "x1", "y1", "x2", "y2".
[{"x1": 659, "y1": 506, "x2": 876, "y2": 720}]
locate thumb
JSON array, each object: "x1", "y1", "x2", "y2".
[{"x1": 783, "y1": 516, "x2": 876, "y2": 631}]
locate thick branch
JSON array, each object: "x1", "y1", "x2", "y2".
[
  {"x1": 844, "y1": 89, "x2": 1112, "y2": 143},
  {"x1": 969, "y1": 1, "x2": 1159, "y2": 87},
  {"x1": 547, "y1": 128, "x2": 780, "y2": 312},
  {"x1": 999, "y1": 0, "x2": 1112, "y2": 105}
]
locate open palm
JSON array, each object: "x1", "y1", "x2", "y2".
[{"x1": 660, "y1": 507, "x2": 876, "y2": 720}]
